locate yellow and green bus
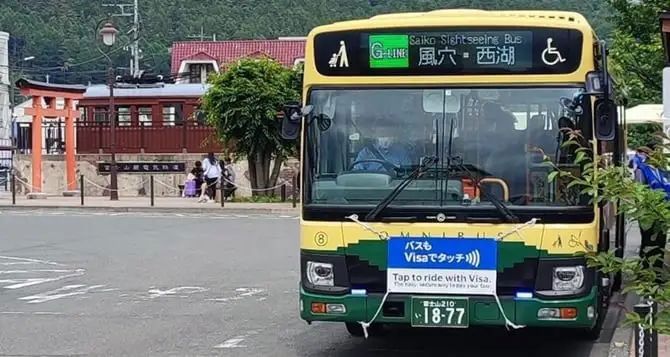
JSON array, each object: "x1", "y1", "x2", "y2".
[{"x1": 281, "y1": 9, "x2": 625, "y2": 339}]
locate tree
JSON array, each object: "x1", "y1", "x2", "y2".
[
  {"x1": 606, "y1": 0, "x2": 668, "y2": 148},
  {"x1": 202, "y1": 58, "x2": 301, "y2": 195},
  {"x1": 551, "y1": 133, "x2": 670, "y2": 334},
  {"x1": 546, "y1": 0, "x2": 670, "y2": 338},
  {"x1": 0, "y1": 0, "x2": 613, "y2": 85}
]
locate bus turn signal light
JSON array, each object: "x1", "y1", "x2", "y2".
[
  {"x1": 537, "y1": 307, "x2": 578, "y2": 320},
  {"x1": 311, "y1": 303, "x2": 327, "y2": 314},
  {"x1": 560, "y1": 307, "x2": 578, "y2": 319}
]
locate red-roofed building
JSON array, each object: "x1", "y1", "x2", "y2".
[{"x1": 170, "y1": 38, "x2": 306, "y2": 84}]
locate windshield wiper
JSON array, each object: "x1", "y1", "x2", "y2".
[
  {"x1": 449, "y1": 157, "x2": 519, "y2": 223},
  {"x1": 364, "y1": 156, "x2": 439, "y2": 221}
]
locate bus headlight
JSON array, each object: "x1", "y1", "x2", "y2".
[
  {"x1": 552, "y1": 266, "x2": 585, "y2": 291},
  {"x1": 306, "y1": 261, "x2": 334, "y2": 287}
]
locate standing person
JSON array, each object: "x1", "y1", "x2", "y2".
[
  {"x1": 631, "y1": 145, "x2": 669, "y2": 272},
  {"x1": 221, "y1": 157, "x2": 237, "y2": 200},
  {"x1": 191, "y1": 161, "x2": 204, "y2": 197},
  {"x1": 200, "y1": 152, "x2": 221, "y2": 203}
]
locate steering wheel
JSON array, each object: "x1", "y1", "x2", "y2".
[{"x1": 349, "y1": 159, "x2": 399, "y2": 173}]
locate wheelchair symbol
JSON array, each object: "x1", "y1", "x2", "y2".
[{"x1": 541, "y1": 38, "x2": 566, "y2": 66}]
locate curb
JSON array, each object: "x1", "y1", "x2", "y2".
[
  {"x1": 0, "y1": 204, "x2": 299, "y2": 215},
  {"x1": 607, "y1": 292, "x2": 639, "y2": 357}
]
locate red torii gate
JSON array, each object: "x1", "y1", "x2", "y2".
[{"x1": 16, "y1": 79, "x2": 86, "y2": 194}]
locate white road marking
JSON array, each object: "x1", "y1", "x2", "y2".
[
  {"x1": 2, "y1": 269, "x2": 85, "y2": 289},
  {"x1": 0, "y1": 311, "x2": 64, "y2": 315},
  {"x1": 0, "y1": 262, "x2": 38, "y2": 266},
  {"x1": 98, "y1": 288, "x2": 119, "y2": 292},
  {"x1": 206, "y1": 288, "x2": 266, "y2": 302},
  {"x1": 214, "y1": 337, "x2": 246, "y2": 348},
  {"x1": 0, "y1": 269, "x2": 80, "y2": 274},
  {"x1": 0, "y1": 210, "x2": 299, "y2": 220},
  {"x1": 0, "y1": 256, "x2": 66, "y2": 267},
  {"x1": 147, "y1": 286, "x2": 207, "y2": 299},
  {"x1": 19, "y1": 284, "x2": 105, "y2": 304}
]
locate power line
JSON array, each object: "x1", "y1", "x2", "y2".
[{"x1": 103, "y1": 0, "x2": 142, "y2": 77}]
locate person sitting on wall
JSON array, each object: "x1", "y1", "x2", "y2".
[{"x1": 182, "y1": 161, "x2": 204, "y2": 198}]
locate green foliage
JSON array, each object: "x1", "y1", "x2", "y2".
[
  {"x1": 628, "y1": 123, "x2": 664, "y2": 150},
  {"x1": 605, "y1": 1, "x2": 669, "y2": 148},
  {"x1": 203, "y1": 58, "x2": 298, "y2": 158},
  {"x1": 554, "y1": 130, "x2": 670, "y2": 333},
  {"x1": 231, "y1": 195, "x2": 286, "y2": 203},
  {"x1": 1, "y1": 0, "x2": 613, "y2": 84},
  {"x1": 202, "y1": 58, "x2": 300, "y2": 193}
]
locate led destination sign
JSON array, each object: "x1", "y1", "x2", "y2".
[{"x1": 314, "y1": 27, "x2": 583, "y2": 76}]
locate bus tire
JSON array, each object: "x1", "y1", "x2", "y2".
[
  {"x1": 580, "y1": 320, "x2": 604, "y2": 341},
  {"x1": 345, "y1": 322, "x2": 383, "y2": 337},
  {"x1": 579, "y1": 292, "x2": 608, "y2": 341},
  {"x1": 345, "y1": 322, "x2": 365, "y2": 337}
]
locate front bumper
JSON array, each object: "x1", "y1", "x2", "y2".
[{"x1": 300, "y1": 286, "x2": 598, "y2": 328}]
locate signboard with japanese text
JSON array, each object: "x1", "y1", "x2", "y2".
[
  {"x1": 97, "y1": 162, "x2": 186, "y2": 174},
  {"x1": 387, "y1": 237, "x2": 497, "y2": 295},
  {"x1": 314, "y1": 27, "x2": 582, "y2": 76}
]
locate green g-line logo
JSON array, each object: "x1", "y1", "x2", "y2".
[{"x1": 369, "y1": 34, "x2": 409, "y2": 68}]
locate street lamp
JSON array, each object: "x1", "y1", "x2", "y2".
[{"x1": 99, "y1": 21, "x2": 119, "y2": 200}]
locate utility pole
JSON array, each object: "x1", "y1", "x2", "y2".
[
  {"x1": 132, "y1": 0, "x2": 139, "y2": 78},
  {"x1": 102, "y1": 1, "x2": 141, "y2": 77}
]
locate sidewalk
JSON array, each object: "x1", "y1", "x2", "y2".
[
  {"x1": 609, "y1": 223, "x2": 669, "y2": 357},
  {"x1": 0, "y1": 194, "x2": 298, "y2": 215},
  {"x1": 626, "y1": 335, "x2": 670, "y2": 357}
]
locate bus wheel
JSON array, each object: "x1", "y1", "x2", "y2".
[
  {"x1": 579, "y1": 294, "x2": 608, "y2": 341},
  {"x1": 580, "y1": 320, "x2": 603, "y2": 341},
  {"x1": 345, "y1": 322, "x2": 383, "y2": 337}
]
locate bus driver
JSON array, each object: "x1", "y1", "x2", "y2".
[{"x1": 352, "y1": 114, "x2": 414, "y2": 172}]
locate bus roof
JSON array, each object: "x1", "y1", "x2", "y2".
[
  {"x1": 313, "y1": 9, "x2": 594, "y2": 35},
  {"x1": 371, "y1": 10, "x2": 588, "y2": 23}
]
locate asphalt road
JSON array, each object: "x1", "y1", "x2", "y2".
[{"x1": 0, "y1": 210, "x2": 631, "y2": 356}]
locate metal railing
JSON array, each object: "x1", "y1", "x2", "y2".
[{"x1": 7, "y1": 172, "x2": 299, "y2": 209}]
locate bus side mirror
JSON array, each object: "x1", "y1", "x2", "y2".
[
  {"x1": 594, "y1": 99, "x2": 617, "y2": 141},
  {"x1": 280, "y1": 104, "x2": 313, "y2": 140}
]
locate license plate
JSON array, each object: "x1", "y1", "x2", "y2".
[{"x1": 410, "y1": 297, "x2": 469, "y2": 328}]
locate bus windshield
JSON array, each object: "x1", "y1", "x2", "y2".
[{"x1": 304, "y1": 87, "x2": 591, "y2": 208}]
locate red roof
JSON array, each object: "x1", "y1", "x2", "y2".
[{"x1": 170, "y1": 39, "x2": 306, "y2": 73}]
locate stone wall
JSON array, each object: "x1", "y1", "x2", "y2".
[{"x1": 13, "y1": 154, "x2": 299, "y2": 197}]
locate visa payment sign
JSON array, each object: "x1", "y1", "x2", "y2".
[{"x1": 387, "y1": 238, "x2": 497, "y2": 295}]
